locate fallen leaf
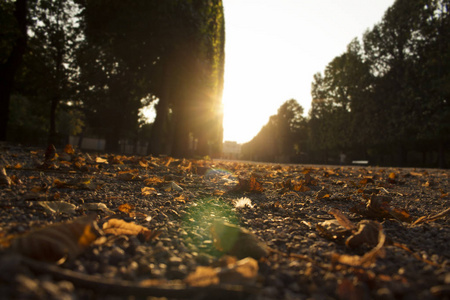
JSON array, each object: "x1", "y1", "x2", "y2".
[
  {"x1": 144, "y1": 176, "x2": 164, "y2": 186},
  {"x1": 346, "y1": 220, "x2": 381, "y2": 248},
  {"x1": 185, "y1": 266, "x2": 219, "y2": 287},
  {"x1": 316, "y1": 188, "x2": 331, "y2": 199},
  {"x1": 217, "y1": 257, "x2": 259, "y2": 285},
  {"x1": 118, "y1": 203, "x2": 135, "y2": 213},
  {"x1": 332, "y1": 222, "x2": 386, "y2": 268},
  {"x1": 0, "y1": 167, "x2": 11, "y2": 186},
  {"x1": 185, "y1": 256, "x2": 259, "y2": 287},
  {"x1": 231, "y1": 176, "x2": 264, "y2": 193},
  {"x1": 141, "y1": 186, "x2": 157, "y2": 196},
  {"x1": 103, "y1": 218, "x2": 155, "y2": 238},
  {"x1": 63, "y1": 144, "x2": 75, "y2": 155},
  {"x1": 95, "y1": 157, "x2": 108, "y2": 164},
  {"x1": 210, "y1": 219, "x2": 268, "y2": 259},
  {"x1": 350, "y1": 195, "x2": 412, "y2": 222},
  {"x1": 9, "y1": 215, "x2": 100, "y2": 263},
  {"x1": 329, "y1": 209, "x2": 356, "y2": 230}
]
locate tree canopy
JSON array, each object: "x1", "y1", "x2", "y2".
[
  {"x1": 243, "y1": 0, "x2": 449, "y2": 168},
  {"x1": 1, "y1": 0, "x2": 225, "y2": 157}
]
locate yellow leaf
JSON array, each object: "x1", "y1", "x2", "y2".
[
  {"x1": 141, "y1": 186, "x2": 157, "y2": 196},
  {"x1": 63, "y1": 144, "x2": 75, "y2": 155},
  {"x1": 102, "y1": 219, "x2": 155, "y2": 238}
]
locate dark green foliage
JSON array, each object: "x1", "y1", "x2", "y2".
[
  {"x1": 242, "y1": 99, "x2": 307, "y2": 163},
  {"x1": 245, "y1": 0, "x2": 449, "y2": 168}
]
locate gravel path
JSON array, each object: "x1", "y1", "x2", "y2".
[{"x1": 0, "y1": 144, "x2": 449, "y2": 299}]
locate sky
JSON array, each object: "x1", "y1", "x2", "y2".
[{"x1": 221, "y1": 0, "x2": 395, "y2": 144}]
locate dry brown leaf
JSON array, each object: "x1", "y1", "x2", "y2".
[
  {"x1": 210, "y1": 219, "x2": 268, "y2": 259},
  {"x1": 139, "y1": 160, "x2": 149, "y2": 168},
  {"x1": 118, "y1": 203, "x2": 135, "y2": 213},
  {"x1": 329, "y1": 209, "x2": 356, "y2": 231},
  {"x1": 102, "y1": 219, "x2": 156, "y2": 240},
  {"x1": 144, "y1": 176, "x2": 164, "y2": 186},
  {"x1": 217, "y1": 257, "x2": 259, "y2": 285},
  {"x1": 412, "y1": 207, "x2": 450, "y2": 225},
  {"x1": 230, "y1": 176, "x2": 264, "y2": 193},
  {"x1": 185, "y1": 257, "x2": 258, "y2": 287},
  {"x1": 332, "y1": 222, "x2": 386, "y2": 268},
  {"x1": 350, "y1": 195, "x2": 412, "y2": 222},
  {"x1": 141, "y1": 186, "x2": 157, "y2": 196},
  {"x1": 346, "y1": 220, "x2": 381, "y2": 248},
  {"x1": 63, "y1": 144, "x2": 75, "y2": 155},
  {"x1": 9, "y1": 215, "x2": 100, "y2": 263},
  {"x1": 185, "y1": 266, "x2": 219, "y2": 287}
]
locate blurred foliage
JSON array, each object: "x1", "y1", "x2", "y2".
[{"x1": 1, "y1": 0, "x2": 225, "y2": 156}]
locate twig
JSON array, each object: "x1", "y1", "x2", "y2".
[{"x1": 20, "y1": 256, "x2": 258, "y2": 299}]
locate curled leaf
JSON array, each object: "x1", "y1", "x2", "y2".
[
  {"x1": 0, "y1": 167, "x2": 11, "y2": 186},
  {"x1": 332, "y1": 222, "x2": 386, "y2": 268},
  {"x1": 346, "y1": 220, "x2": 380, "y2": 248}
]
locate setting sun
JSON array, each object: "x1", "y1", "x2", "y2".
[{"x1": 221, "y1": 0, "x2": 395, "y2": 144}]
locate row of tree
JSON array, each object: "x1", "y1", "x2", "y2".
[
  {"x1": 0, "y1": 0, "x2": 225, "y2": 157},
  {"x1": 243, "y1": 0, "x2": 449, "y2": 168}
]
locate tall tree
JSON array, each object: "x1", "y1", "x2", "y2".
[
  {"x1": 24, "y1": 0, "x2": 82, "y2": 144},
  {"x1": 0, "y1": 0, "x2": 28, "y2": 141},
  {"x1": 242, "y1": 99, "x2": 306, "y2": 163},
  {"x1": 79, "y1": 0, "x2": 225, "y2": 156},
  {"x1": 363, "y1": 0, "x2": 428, "y2": 165}
]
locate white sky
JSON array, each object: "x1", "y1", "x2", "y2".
[{"x1": 222, "y1": 0, "x2": 395, "y2": 144}]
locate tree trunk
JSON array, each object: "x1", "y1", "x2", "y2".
[
  {"x1": 171, "y1": 108, "x2": 190, "y2": 158},
  {"x1": 438, "y1": 140, "x2": 446, "y2": 169},
  {"x1": 48, "y1": 95, "x2": 59, "y2": 145},
  {"x1": 48, "y1": 45, "x2": 64, "y2": 146},
  {"x1": 0, "y1": 0, "x2": 27, "y2": 141},
  {"x1": 148, "y1": 55, "x2": 175, "y2": 156},
  {"x1": 149, "y1": 98, "x2": 170, "y2": 156}
]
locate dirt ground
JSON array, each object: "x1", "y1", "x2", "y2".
[{"x1": 0, "y1": 144, "x2": 449, "y2": 299}]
